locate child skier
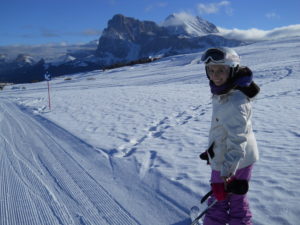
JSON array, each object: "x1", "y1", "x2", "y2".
[{"x1": 199, "y1": 47, "x2": 260, "y2": 225}]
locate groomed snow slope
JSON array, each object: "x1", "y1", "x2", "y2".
[{"x1": 1, "y1": 36, "x2": 300, "y2": 225}]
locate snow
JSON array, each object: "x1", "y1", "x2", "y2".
[
  {"x1": 50, "y1": 55, "x2": 77, "y2": 66},
  {"x1": 162, "y1": 12, "x2": 218, "y2": 37},
  {"x1": 1, "y1": 37, "x2": 300, "y2": 225}
]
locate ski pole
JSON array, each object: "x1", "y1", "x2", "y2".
[{"x1": 191, "y1": 199, "x2": 218, "y2": 225}]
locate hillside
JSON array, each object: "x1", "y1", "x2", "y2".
[{"x1": 1, "y1": 37, "x2": 300, "y2": 225}]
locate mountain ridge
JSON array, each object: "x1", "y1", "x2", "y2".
[
  {"x1": 95, "y1": 14, "x2": 243, "y2": 66},
  {"x1": 0, "y1": 13, "x2": 244, "y2": 83}
]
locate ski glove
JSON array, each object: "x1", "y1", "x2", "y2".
[
  {"x1": 211, "y1": 179, "x2": 249, "y2": 201},
  {"x1": 211, "y1": 183, "x2": 227, "y2": 201},
  {"x1": 199, "y1": 142, "x2": 215, "y2": 165},
  {"x1": 201, "y1": 179, "x2": 249, "y2": 203}
]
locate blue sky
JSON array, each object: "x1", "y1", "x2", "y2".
[{"x1": 1, "y1": 0, "x2": 299, "y2": 46}]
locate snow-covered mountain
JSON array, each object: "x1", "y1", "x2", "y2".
[
  {"x1": 162, "y1": 12, "x2": 219, "y2": 37},
  {"x1": 95, "y1": 14, "x2": 242, "y2": 66},
  {"x1": 0, "y1": 54, "x2": 8, "y2": 64},
  {"x1": 0, "y1": 40, "x2": 100, "y2": 83},
  {"x1": 1, "y1": 13, "x2": 241, "y2": 84},
  {"x1": 0, "y1": 41, "x2": 98, "y2": 63},
  {"x1": 50, "y1": 54, "x2": 77, "y2": 66},
  {"x1": 2, "y1": 13, "x2": 298, "y2": 84},
  {"x1": 1, "y1": 13, "x2": 242, "y2": 84},
  {"x1": 1, "y1": 36, "x2": 300, "y2": 225},
  {"x1": 14, "y1": 54, "x2": 36, "y2": 67}
]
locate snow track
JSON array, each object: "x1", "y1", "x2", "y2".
[
  {"x1": 0, "y1": 100, "x2": 191, "y2": 225},
  {"x1": 0, "y1": 100, "x2": 141, "y2": 225}
]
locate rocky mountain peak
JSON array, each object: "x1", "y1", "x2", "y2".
[
  {"x1": 0, "y1": 54, "x2": 7, "y2": 63},
  {"x1": 95, "y1": 14, "x2": 242, "y2": 66},
  {"x1": 15, "y1": 54, "x2": 35, "y2": 66},
  {"x1": 162, "y1": 13, "x2": 219, "y2": 37},
  {"x1": 0, "y1": 14, "x2": 243, "y2": 84},
  {"x1": 104, "y1": 14, "x2": 163, "y2": 41}
]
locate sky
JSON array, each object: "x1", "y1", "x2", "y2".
[{"x1": 0, "y1": 0, "x2": 299, "y2": 46}]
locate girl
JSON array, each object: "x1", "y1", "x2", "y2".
[{"x1": 200, "y1": 47, "x2": 260, "y2": 225}]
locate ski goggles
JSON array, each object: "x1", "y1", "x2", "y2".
[{"x1": 201, "y1": 48, "x2": 226, "y2": 63}]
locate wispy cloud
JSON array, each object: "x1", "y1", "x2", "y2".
[
  {"x1": 106, "y1": 0, "x2": 117, "y2": 5},
  {"x1": 265, "y1": 12, "x2": 280, "y2": 20},
  {"x1": 8, "y1": 27, "x2": 102, "y2": 43},
  {"x1": 145, "y1": 2, "x2": 168, "y2": 12},
  {"x1": 197, "y1": 1, "x2": 233, "y2": 15},
  {"x1": 38, "y1": 28, "x2": 102, "y2": 38},
  {"x1": 81, "y1": 29, "x2": 102, "y2": 36},
  {"x1": 40, "y1": 29, "x2": 61, "y2": 38},
  {"x1": 218, "y1": 24, "x2": 300, "y2": 41}
]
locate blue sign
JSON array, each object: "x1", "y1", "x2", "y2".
[{"x1": 44, "y1": 72, "x2": 51, "y2": 81}]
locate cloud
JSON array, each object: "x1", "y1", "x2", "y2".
[
  {"x1": 81, "y1": 29, "x2": 102, "y2": 36},
  {"x1": 40, "y1": 29, "x2": 61, "y2": 38},
  {"x1": 218, "y1": 24, "x2": 300, "y2": 41},
  {"x1": 145, "y1": 2, "x2": 168, "y2": 12},
  {"x1": 197, "y1": 1, "x2": 232, "y2": 15},
  {"x1": 39, "y1": 28, "x2": 102, "y2": 38},
  {"x1": 106, "y1": 0, "x2": 117, "y2": 5},
  {"x1": 6, "y1": 28, "x2": 101, "y2": 45},
  {"x1": 265, "y1": 12, "x2": 280, "y2": 19}
]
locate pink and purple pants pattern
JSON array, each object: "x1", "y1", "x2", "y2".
[{"x1": 203, "y1": 165, "x2": 253, "y2": 225}]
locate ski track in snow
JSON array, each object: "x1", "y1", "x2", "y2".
[
  {"x1": 0, "y1": 100, "x2": 192, "y2": 225},
  {"x1": 1, "y1": 37, "x2": 300, "y2": 225},
  {"x1": 0, "y1": 100, "x2": 140, "y2": 225}
]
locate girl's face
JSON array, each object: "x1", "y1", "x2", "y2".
[{"x1": 207, "y1": 64, "x2": 230, "y2": 86}]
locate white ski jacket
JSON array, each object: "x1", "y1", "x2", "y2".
[{"x1": 208, "y1": 89, "x2": 259, "y2": 177}]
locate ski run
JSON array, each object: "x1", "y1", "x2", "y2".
[{"x1": 1, "y1": 37, "x2": 300, "y2": 225}]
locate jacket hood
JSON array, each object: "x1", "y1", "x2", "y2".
[
  {"x1": 234, "y1": 67, "x2": 260, "y2": 98},
  {"x1": 209, "y1": 66, "x2": 260, "y2": 98}
]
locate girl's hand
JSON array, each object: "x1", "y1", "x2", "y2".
[{"x1": 221, "y1": 176, "x2": 232, "y2": 190}]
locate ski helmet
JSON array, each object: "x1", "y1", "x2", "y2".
[
  {"x1": 201, "y1": 47, "x2": 240, "y2": 79},
  {"x1": 201, "y1": 47, "x2": 240, "y2": 68}
]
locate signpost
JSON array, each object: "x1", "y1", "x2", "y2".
[{"x1": 44, "y1": 72, "x2": 51, "y2": 110}]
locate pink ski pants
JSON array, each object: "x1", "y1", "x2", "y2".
[{"x1": 203, "y1": 164, "x2": 253, "y2": 225}]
